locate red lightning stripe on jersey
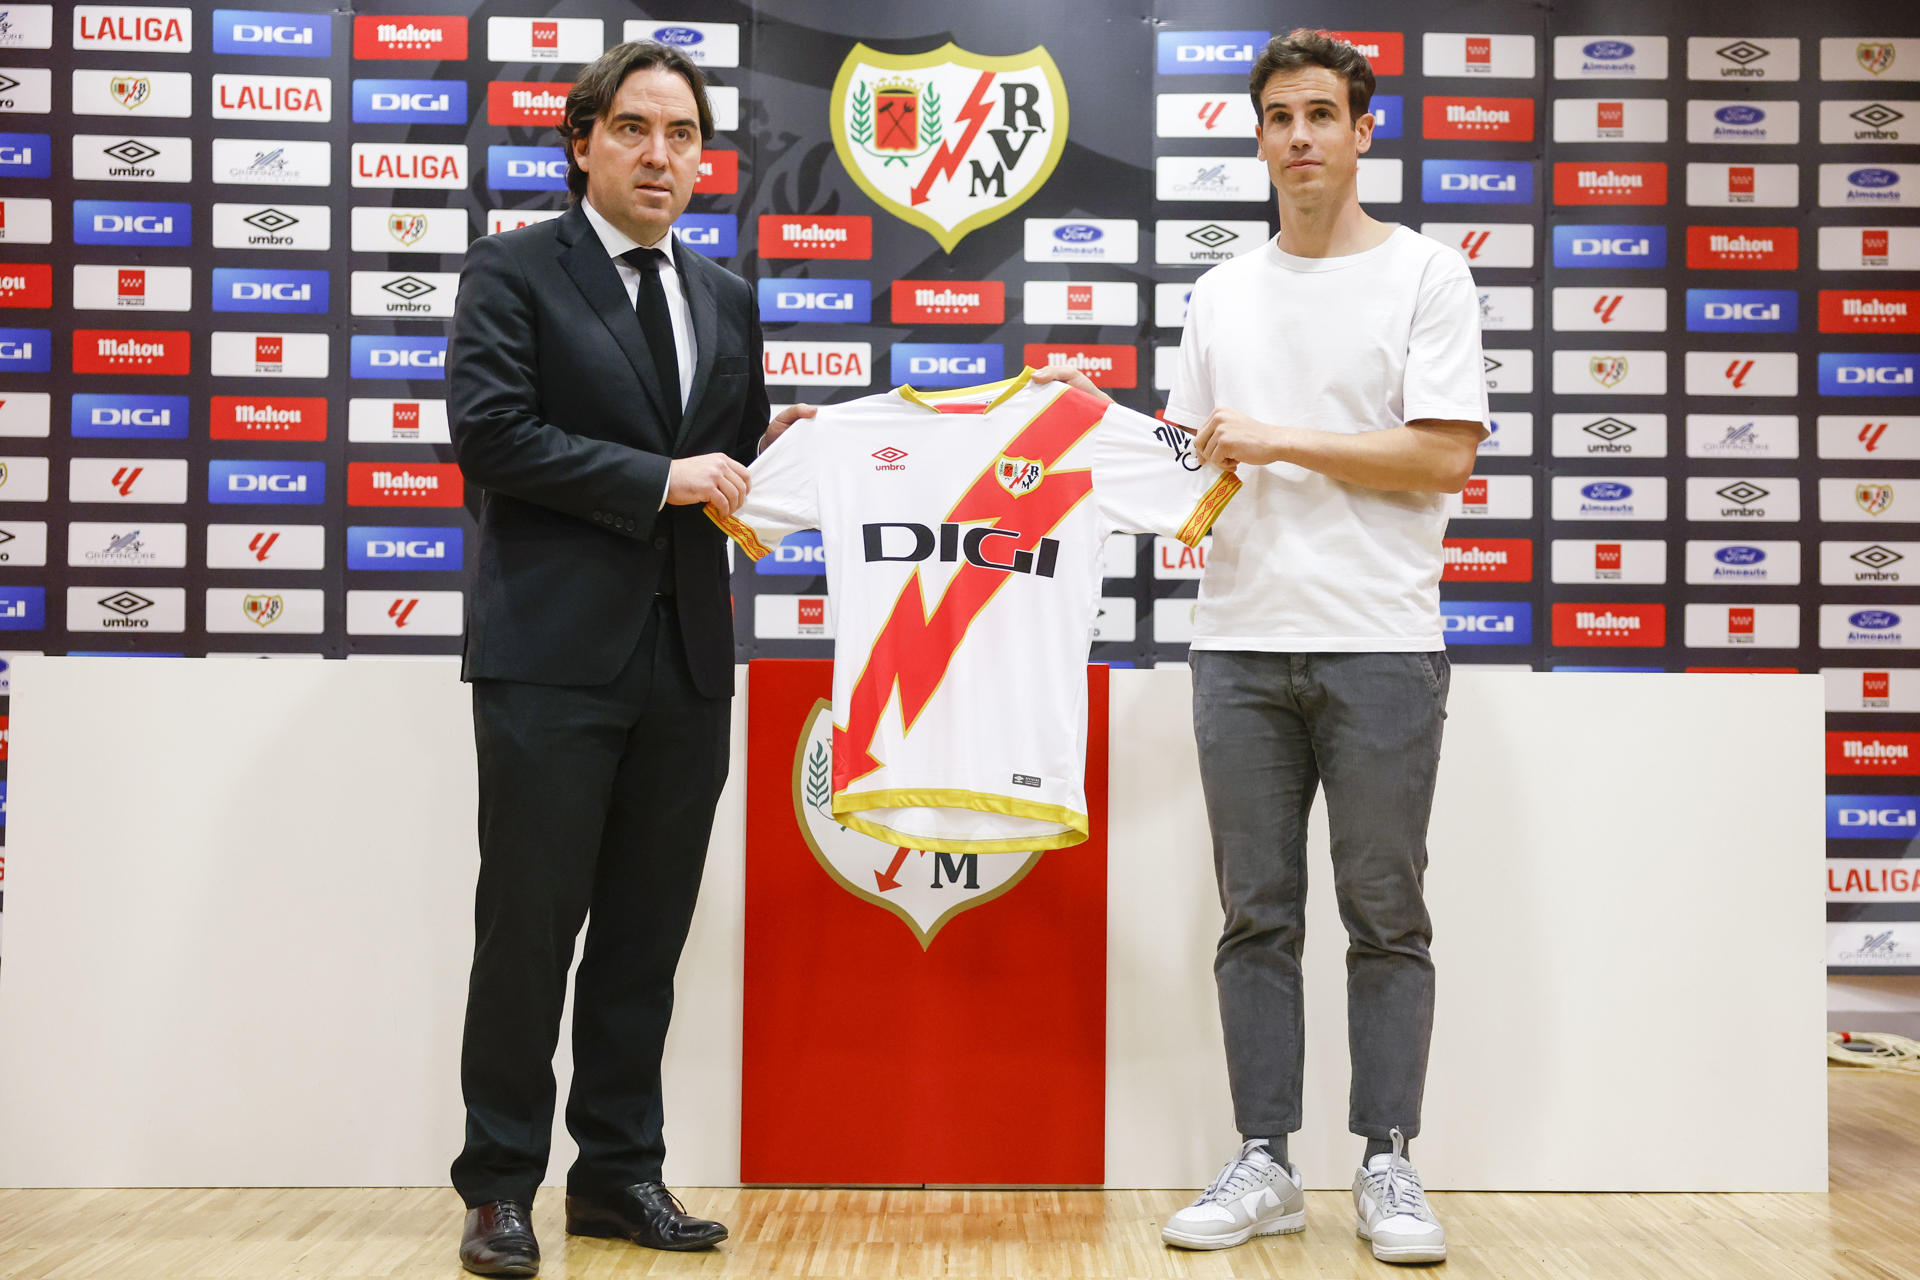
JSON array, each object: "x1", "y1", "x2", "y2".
[
  {"x1": 834, "y1": 387, "x2": 1106, "y2": 790},
  {"x1": 909, "y1": 71, "x2": 996, "y2": 207}
]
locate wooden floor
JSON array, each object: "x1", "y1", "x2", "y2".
[{"x1": 2, "y1": 1067, "x2": 1916, "y2": 1279}]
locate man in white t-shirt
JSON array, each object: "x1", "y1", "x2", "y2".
[{"x1": 1038, "y1": 29, "x2": 1487, "y2": 1265}]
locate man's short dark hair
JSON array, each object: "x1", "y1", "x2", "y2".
[
  {"x1": 557, "y1": 40, "x2": 713, "y2": 200},
  {"x1": 1247, "y1": 29, "x2": 1375, "y2": 125}
]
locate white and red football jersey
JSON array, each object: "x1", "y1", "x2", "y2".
[{"x1": 712, "y1": 370, "x2": 1239, "y2": 853}]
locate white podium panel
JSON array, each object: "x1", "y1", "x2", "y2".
[
  {"x1": 1105, "y1": 669, "x2": 1827, "y2": 1191},
  {"x1": 0, "y1": 660, "x2": 1825, "y2": 1191}
]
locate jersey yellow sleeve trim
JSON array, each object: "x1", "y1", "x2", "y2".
[
  {"x1": 833, "y1": 787, "x2": 1090, "y2": 853},
  {"x1": 1175, "y1": 470, "x2": 1243, "y2": 547},
  {"x1": 703, "y1": 504, "x2": 771, "y2": 560}
]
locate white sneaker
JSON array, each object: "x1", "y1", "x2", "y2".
[
  {"x1": 1162, "y1": 1139, "x2": 1306, "y2": 1250},
  {"x1": 1353, "y1": 1129, "x2": 1446, "y2": 1264}
]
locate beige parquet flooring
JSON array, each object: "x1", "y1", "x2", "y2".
[{"x1": 1, "y1": 1066, "x2": 1916, "y2": 1279}]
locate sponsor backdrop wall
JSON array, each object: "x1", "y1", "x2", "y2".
[{"x1": 0, "y1": 0, "x2": 1914, "y2": 970}]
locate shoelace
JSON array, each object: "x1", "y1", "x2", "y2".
[
  {"x1": 1199, "y1": 1140, "x2": 1272, "y2": 1205},
  {"x1": 1370, "y1": 1129, "x2": 1436, "y2": 1222},
  {"x1": 492, "y1": 1202, "x2": 535, "y2": 1241}
]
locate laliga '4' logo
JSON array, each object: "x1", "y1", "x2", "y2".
[
  {"x1": 792, "y1": 699, "x2": 1041, "y2": 949},
  {"x1": 831, "y1": 42, "x2": 1069, "y2": 252}
]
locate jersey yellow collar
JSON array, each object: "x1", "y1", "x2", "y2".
[{"x1": 899, "y1": 366, "x2": 1035, "y2": 413}]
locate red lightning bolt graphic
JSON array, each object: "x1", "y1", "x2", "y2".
[
  {"x1": 909, "y1": 71, "x2": 996, "y2": 207},
  {"x1": 833, "y1": 388, "x2": 1106, "y2": 792}
]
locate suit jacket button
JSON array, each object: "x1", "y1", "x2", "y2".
[{"x1": 653, "y1": 535, "x2": 668, "y2": 549}]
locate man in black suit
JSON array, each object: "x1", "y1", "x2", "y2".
[{"x1": 446, "y1": 41, "x2": 806, "y2": 1277}]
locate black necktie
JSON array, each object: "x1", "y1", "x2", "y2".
[{"x1": 622, "y1": 246, "x2": 682, "y2": 430}]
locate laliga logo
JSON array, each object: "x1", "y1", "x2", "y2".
[
  {"x1": 789, "y1": 699, "x2": 1043, "y2": 948},
  {"x1": 832, "y1": 41, "x2": 1069, "y2": 251}
]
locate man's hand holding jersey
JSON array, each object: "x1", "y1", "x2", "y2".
[{"x1": 664, "y1": 404, "x2": 820, "y2": 518}]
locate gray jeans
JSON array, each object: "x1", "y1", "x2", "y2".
[{"x1": 1191, "y1": 649, "x2": 1448, "y2": 1141}]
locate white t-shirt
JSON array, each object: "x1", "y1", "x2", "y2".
[
  {"x1": 712, "y1": 371, "x2": 1239, "y2": 853},
  {"x1": 1165, "y1": 224, "x2": 1489, "y2": 652}
]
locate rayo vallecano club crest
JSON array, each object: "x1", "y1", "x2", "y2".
[
  {"x1": 792, "y1": 700, "x2": 1040, "y2": 948},
  {"x1": 831, "y1": 42, "x2": 1069, "y2": 252}
]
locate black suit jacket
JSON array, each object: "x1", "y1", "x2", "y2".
[{"x1": 449, "y1": 203, "x2": 768, "y2": 695}]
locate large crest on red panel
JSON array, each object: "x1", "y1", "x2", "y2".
[{"x1": 791, "y1": 699, "x2": 1039, "y2": 949}]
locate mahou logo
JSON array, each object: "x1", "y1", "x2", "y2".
[
  {"x1": 1019, "y1": 344, "x2": 1137, "y2": 388},
  {"x1": 1441, "y1": 537, "x2": 1533, "y2": 581},
  {"x1": 758, "y1": 215, "x2": 873, "y2": 259},
  {"x1": 1323, "y1": 31, "x2": 1405, "y2": 76},
  {"x1": 891, "y1": 279, "x2": 1005, "y2": 324},
  {"x1": 1827, "y1": 731, "x2": 1920, "y2": 776},
  {"x1": 0, "y1": 263, "x2": 51, "y2": 309},
  {"x1": 1820, "y1": 290, "x2": 1920, "y2": 335},
  {"x1": 1552, "y1": 602, "x2": 1666, "y2": 646},
  {"x1": 1554, "y1": 161, "x2": 1667, "y2": 205},
  {"x1": 347, "y1": 461, "x2": 463, "y2": 506},
  {"x1": 486, "y1": 80, "x2": 570, "y2": 126},
  {"x1": 72, "y1": 328, "x2": 189, "y2": 375},
  {"x1": 352, "y1": 16, "x2": 466, "y2": 60},
  {"x1": 695, "y1": 149, "x2": 739, "y2": 195},
  {"x1": 210, "y1": 396, "x2": 327, "y2": 441},
  {"x1": 1422, "y1": 96, "x2": 1535, "y2": 140},
  {"x1": 1687, "y1": 225, "x2": 1797, "y2": 269}
]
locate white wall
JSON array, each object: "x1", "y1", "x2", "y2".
[{"x1": 0, "y1": 659, "x2": 1828, "y2": 1191}]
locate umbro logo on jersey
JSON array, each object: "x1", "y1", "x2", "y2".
[{"x1": 872, "y1": 446, "x2": 908, "y2": 471}]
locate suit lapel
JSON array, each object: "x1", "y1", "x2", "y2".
[
  {"x1": 555, "y1": 205, "x2": 672, "y2": 427},
  {"x1": 676, "y1": 244, "x2": 721, "y2": 446}
]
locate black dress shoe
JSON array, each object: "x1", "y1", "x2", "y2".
[
  {"x1": 565, "y1": 1181, "x2": 728, "y2": 1251},
  {"x1": 459, "y1": 1200, "x2": 540, "y2": 1277}
]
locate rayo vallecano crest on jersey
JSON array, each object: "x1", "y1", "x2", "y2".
[
  {"x1": 792, "y1": 700, "x2": 1041, "y2": 948},
  {"x1": 830, "y1": 42, "x2": 1069, "y2": 252}
]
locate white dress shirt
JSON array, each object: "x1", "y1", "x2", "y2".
[{"x1": 580, "y1": 197, "x2": 696, "y2": 412}]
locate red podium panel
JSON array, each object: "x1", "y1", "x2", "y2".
[{"x1": 741, "y1": 659, "x2": 1107, "y2": 1185}]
